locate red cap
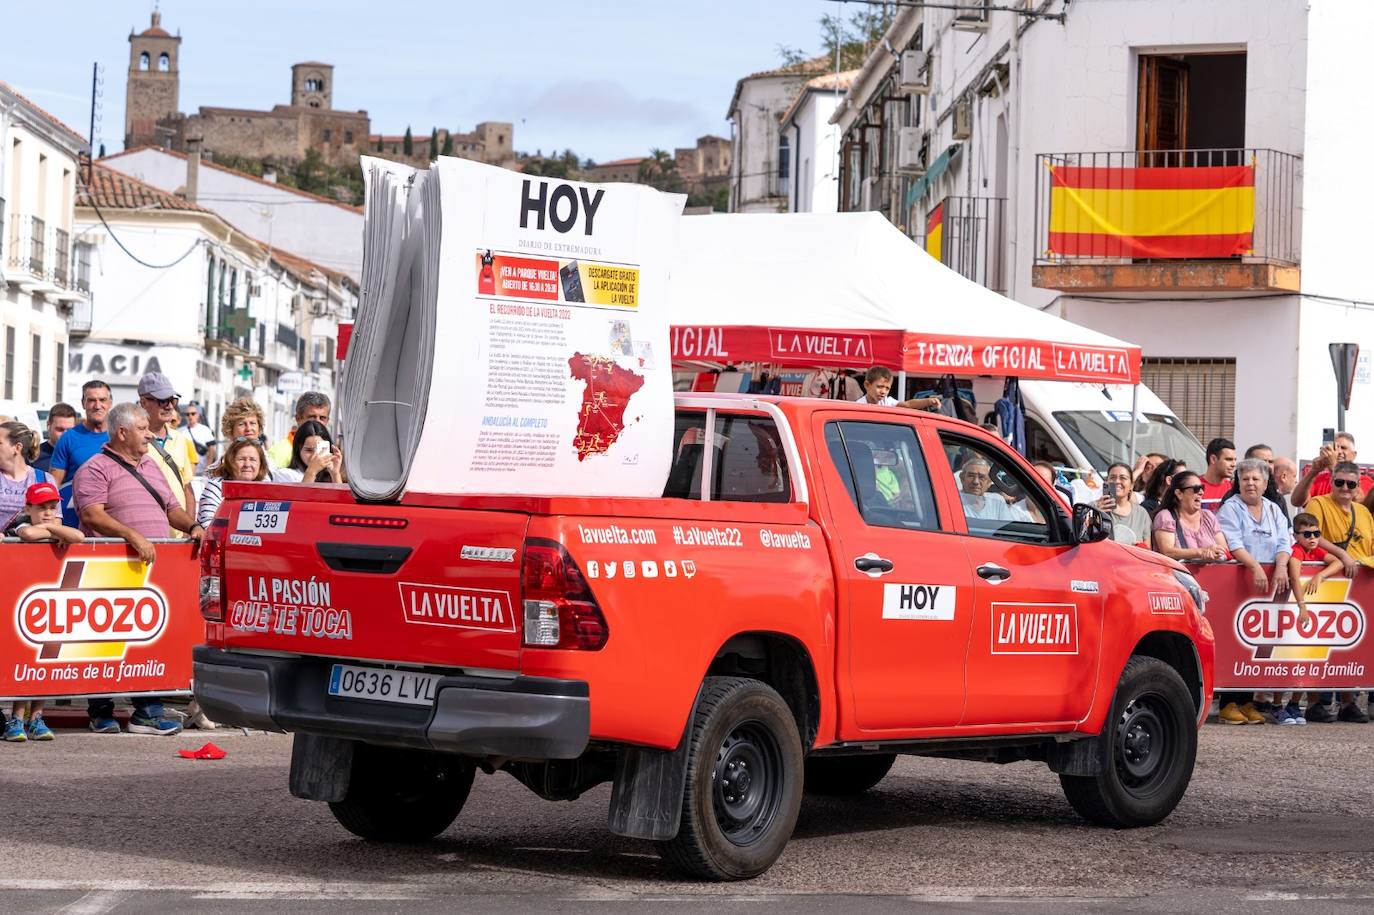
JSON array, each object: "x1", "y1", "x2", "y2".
[{"x1": 26, "y1": 481, "x2": 61, "y2": 506}]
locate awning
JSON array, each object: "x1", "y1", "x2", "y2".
[
  {"x1": 904, "y1": 143, "x2": 962, "y2": 213},
  {"x1": 669, "y1": 212, "x2": 1142, "y2": 385}
]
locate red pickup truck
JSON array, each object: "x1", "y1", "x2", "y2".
[{"x1": 195, "y1": 393, "x2": 1214, "y2": 880}]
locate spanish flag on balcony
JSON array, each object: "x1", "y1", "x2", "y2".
[
  {"x1": 1048, "y1": 162, "x2": 1255, "y2": 258},
  {"x1": 925, "y1": 202, "x2": 943, "y2": 262}
]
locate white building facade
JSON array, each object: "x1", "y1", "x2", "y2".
[
  {"x1": 835, "y1": 0, "x2": 1374, "y2": 461},
  {"x1": 779, "y1": 71, "x2": 856, "y2": 214},
  {"x1": 99, "y1": 145, "x2": 363, "y2": 280},
  {"x1": 71, "y1": 164, "x2": 356, "y2": 441},
  {"x1": 727, "y1": 60, "x2": 831, "y2": 214},
  {"x1": 0, "y1": 82, "x2": 89, "y2": 413}
]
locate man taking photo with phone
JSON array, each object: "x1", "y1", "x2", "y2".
[{"x1": 1291, "y1": 430, "x2": 1374, "y2": 508}]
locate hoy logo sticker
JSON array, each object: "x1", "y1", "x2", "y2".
[{"x1": 882, "y1": 584, "x2": 956, "y2": 621}]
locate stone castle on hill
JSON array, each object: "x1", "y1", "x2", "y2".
[{"x1": 123, "y1": 12, "x2": 514, "y2": 170}]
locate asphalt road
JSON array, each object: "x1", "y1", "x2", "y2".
[{"x1": 3, "y1": 722, "x2": 1374, "y2": 913}]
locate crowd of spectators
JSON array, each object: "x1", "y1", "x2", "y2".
[
  {"x1": 1109, "y1": 434, "x2": 1374, "y2": 726},
  {"x1": 1, "y1": 370, "x2": 340, "y2": 742}
]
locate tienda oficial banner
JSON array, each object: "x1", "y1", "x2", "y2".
[
  {"x1": 2, "y1": 541, "x2": 201, "y2": 699},
  {"x1": 1193, "y1": 562, "x2": 1374, "y2": 690}
]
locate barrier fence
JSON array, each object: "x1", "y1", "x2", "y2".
[
  {"x1": 2, "y1": 539, "x2": 201, "y2": 700},
  {"x1": 3, "y1": 543, "x2": 1370, "y2": 701},
  {"x1": 1191, "y1": 561, "x2": 1374, "y2": 691}
]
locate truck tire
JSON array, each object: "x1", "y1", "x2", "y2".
[
  {"x1": 803, "y1": 753, "x2": 896, "y2": 795},
  {"x1": 657, "y1": 676, "x2": 804, "y2": 880},
  {"x1": 328, "y1": 744, "x2": 475, "y2": 842},
  {"x1": 1059, "y1": 655, "x2": 1196, "y2": 828}
]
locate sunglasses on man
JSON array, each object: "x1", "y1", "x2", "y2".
[
  {"x1": 142, "y1": 395, "x2": 179, "y2": 408},
  {"x1": 1332, "y1": 478, "x2": 1360, "y2": 490}
]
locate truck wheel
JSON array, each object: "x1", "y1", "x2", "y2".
[
  {"x1": 328, "y1": 744, "x2": 475, "y2": 842},
  {"x1": 803, "y1": 753, "x2": 896, "y2": 795},
  {"x1": 658, "y1": 676, "x2": 804, "y2": 880},
  {"x1": 1060, "y1": 655, "x2": 1196, "y2": 828}
]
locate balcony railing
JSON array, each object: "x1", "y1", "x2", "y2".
[
  {"x1": 4, "y1": 213, "x2": 88, "y2": 295},
  {"x1": 1033, "y1": 148, "x2": 1300, "y2": 266},
  {"x1": 915, "y1": 196, "x2": 1007, "y2": 295}
]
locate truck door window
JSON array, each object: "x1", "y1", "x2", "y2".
[
  {"x1": 665, "y1": 411, "x2": 792, "y2": 502},
  {"x1": 825, "y1": 421, "x2": 939, "y2": 531},
  {"x1": 941, "y1": 435, "x2": 1059, "y2": 545}
]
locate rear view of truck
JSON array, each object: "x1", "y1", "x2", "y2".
[{"x1": 195, "y1": 484, "x2": 611, "y2": 835}]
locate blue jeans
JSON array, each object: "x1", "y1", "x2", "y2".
[{"x1": 87, "y1": 698, "x2": 163, "y2": 721}]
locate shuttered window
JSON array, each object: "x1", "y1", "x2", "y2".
[{"x1": 1140, "y1": 357, "x2": 1236, "y2": 444}]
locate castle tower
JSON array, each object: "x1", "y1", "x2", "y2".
[
  {"x1": 291, "y1": 63, "x2": 334, "y2": 109},
  {"x1": 124, "y1": 11, "x2": 181, "y2": 149}
]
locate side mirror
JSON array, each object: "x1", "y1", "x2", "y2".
[{"x1": 1072, "y1": 503, "x2": 1113, "y2": 545}]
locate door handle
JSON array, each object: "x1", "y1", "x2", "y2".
[
  {"x1": 854, "y1": 554, "x2": 894, "y2": 574},
  {"x1": 976, "y1": 563, "x2": 1011, "y2": 583}
]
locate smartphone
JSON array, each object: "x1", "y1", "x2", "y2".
[
  {"x1": 1323, "y1": 427, "x2": 1336, "y2": 448},
  {"x1": 316, "y1": 442, "x2": 331, "y2": 457}
]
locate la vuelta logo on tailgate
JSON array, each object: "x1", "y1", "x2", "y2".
[
  {"x1": 398, "y1": 582, "x2": 516, "y2": 632},
  {"x1": 1234, "y1": 578, "x2": 1366, "y2": 661},
  {"x1": 15, "y1": 559, "x2": 168, "y2": 662},
  {"x1": 991, "y1": 603, "x2": 1079, "y2": 654}
]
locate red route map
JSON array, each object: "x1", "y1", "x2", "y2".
[{"x1": 568, "y1": 353, "x2": 645, "y2": 461}]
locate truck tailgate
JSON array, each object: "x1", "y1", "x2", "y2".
[{"x1": 221, "y1": 497, "x2": 529, "y2": 671}]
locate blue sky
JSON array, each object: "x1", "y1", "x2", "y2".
[{"x1": 6, "y1": 0, "x2": 836, "y2": 162}]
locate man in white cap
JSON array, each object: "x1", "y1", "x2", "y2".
[{"x1": 137, "y1": 371, "x2": 197, "y2": 536}]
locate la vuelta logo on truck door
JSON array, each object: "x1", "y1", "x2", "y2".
[
  {"x1": 15, "y1": 559, "x2": 168, "y2": 662},
  {"x1": 991, "y1": 602, "x2": 1079, "y2": 655}
]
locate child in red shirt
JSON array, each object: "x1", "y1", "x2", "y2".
[{"x1": 1278, "y1": 512, "x2": 1347, "y2": 724}]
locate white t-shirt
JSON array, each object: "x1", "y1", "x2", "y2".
[{"x1": 854, "y1": 393, "x2": 897, "y2": 407}]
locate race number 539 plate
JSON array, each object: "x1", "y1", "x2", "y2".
[{"x1": 237, "y1": 501, "x2": 291, "y2": 535}]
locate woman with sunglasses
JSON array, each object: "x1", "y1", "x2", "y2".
[{"x1": 1152, "y1": 471, "x2": 1228, "y2": 562}]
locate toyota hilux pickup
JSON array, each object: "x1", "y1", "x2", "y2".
[{"x1": 194, "y1": 393, "x2": 1214, "y2": 880}]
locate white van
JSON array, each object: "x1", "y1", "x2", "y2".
[
  {"x1": 972, "y1": 379, "x2": 1206, "y2": 481},
  {"x1": 0, "y1": 401, "x2": 48, "y2": 433}
]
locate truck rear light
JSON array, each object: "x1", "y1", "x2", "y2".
[
  {"x1": 329, "y1": 514, "x2": 409, "y2": 529},
  {"x1": 521, "y1": 538, "x2": 608, "y2": 650},
  {"x1": 199, "y1": 518, "x2": 229, "y2": 622}
]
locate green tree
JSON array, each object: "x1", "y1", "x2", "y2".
[
  {"x1": 376, "y1": 137, "x2": 383, "y2": 152},
  {"x1": 441, "y1": 133, "x2": 454, "y2": 155},
  {"x1": 429, "y1": 127, "x2": 439, "y2": 157},
  {"x1": 98, "y1": 142, "x2": 106, "y2": 158},
  {"x1": 402, "y1": 126, "x2": 413, "y2": 156},
  {"x1": 778, "y1": 3, "x2": 894, "y2": 71},
  {"x1": 637, "y1": 148, "x2": 684, "y2": 193}
]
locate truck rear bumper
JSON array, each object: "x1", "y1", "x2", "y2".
[{"x1": 192, "y1": 646, "x2": 590, "y2": 759}]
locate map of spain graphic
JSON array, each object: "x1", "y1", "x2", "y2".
[{"x1": 569, "y1": 353, "x2": 645, "y2": 460}]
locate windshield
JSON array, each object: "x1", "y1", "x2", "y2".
[{"x1": 1053, "y1": 410, "x2": 1206, "y2": 473}]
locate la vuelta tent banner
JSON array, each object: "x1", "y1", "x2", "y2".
[
  {"x1": 2, "y1": 542, "x2": 201, "y2": 699},
  {"x1": 343, "y1": 157, "x2": 683, "y2": 500},
  {"x1": 666, "y1": 212, "x2": 1142, "y2": 385}
]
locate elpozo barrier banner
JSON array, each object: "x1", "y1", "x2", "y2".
[
  {"x1": 1193, "y1": 562, "x2": 1374, "y2": 690},
  {"x1": 2, "y1": 540, "x2": 201, "y2": 699}
]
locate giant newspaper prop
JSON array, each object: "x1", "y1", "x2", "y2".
[{"x1": 341, "y1": 157, "x2": 683, "y2": 500}]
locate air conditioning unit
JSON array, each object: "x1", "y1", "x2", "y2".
[
  {"x1": 310, "y1": 300, "x2": 329, "y2": 317},
  {"x1": 953, "y1": 100, "x2": 972, "y2": 140},
  {"x1": 952, "y1": 4, "x2": 991, "y2": 33},
  {"x1": 896, "y1": 127, "x2": 928, "y2": 176},
  {"x1": 897, "y1": 50, "x2": 930, "y2": 95}
]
